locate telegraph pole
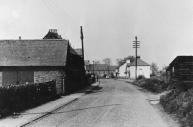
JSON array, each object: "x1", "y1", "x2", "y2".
[
  {"x1": 80, "y1": 26, "x2": 84, "y2": 63},
  {"x1": 133, "y1": 36, "x2": 140, "y2": 79}
]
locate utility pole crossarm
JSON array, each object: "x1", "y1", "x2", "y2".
[{"x1": 132, "y1": 36, "x2": 140, "y2": 80}]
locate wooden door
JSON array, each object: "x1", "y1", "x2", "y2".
[
  {"x1": 18, "y1": 71, "x2": 34, "y2": 84},
  {"x1": 3, "y1": 71, "x2": 17, "y2": 86}
]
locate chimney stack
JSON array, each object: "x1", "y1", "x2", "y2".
[
  {"x1": 126, "y1": 60, "x2": 130, "y2": 63},
  {"x1": 19, "y1": 36, "x2": 21, "y2": 40}
]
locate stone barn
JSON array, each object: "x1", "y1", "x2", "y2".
[{"x1": 0, "y1": 39, "x2": 85, "y2": 94}]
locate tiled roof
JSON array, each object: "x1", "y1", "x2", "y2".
[
  {"x1": 129, "y1": 58, "x2": 150, "y2": 66},
  {"x1": 169, "y1": 56, "x2": 193, "y2": 67},
  {"x1": 109, "y1": 65, "x2": 119, "y2": 70},
  {"x1": 74, "y1": 48, "x2": 82, "y2": 56},
  {"x1": 0, "y1": 39, "x2": 69, "y2": 66},
  {"x1": 86, "y1": 64, "x2": 118, "y2": 71}
]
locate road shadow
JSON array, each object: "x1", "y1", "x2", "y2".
[
  {"x1": 15, "y1": 103, "x2": 121, "y2": 116},
  {"x1": 86, "y1": 85, "x2": 103, "y2": 94}
]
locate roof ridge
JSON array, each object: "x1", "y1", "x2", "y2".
[{"x1": 130, "y1": 58, "x2": 150, "y2": 66}]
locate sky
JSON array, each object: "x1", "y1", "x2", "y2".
[{"x1": 0, "y1": 0, "x2": 193, "y2": 70}]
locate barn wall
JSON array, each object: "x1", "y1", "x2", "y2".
[
  {"x1": 34, "y1": 71, "x2": 66, "y2": 94},
  {"x1": 2, "y1": 71, "x2": 17, "y2": 86}
]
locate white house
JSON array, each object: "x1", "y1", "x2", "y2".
[
  {"x1": 118, "y1": 60, "x2": 130, "y2": 78},
  {"x1": 129, "y1": 57, "x2": 150, "y2": 79}
]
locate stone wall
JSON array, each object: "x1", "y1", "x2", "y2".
[{"x1": 34, "y1": 71, "x2": 65, "y2": 94}]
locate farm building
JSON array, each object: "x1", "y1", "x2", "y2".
[
  {"x1": 0, "y1": 39, "x2": 85, "y2": 94},
  {"x1": 167, "y1": 56, "x2": 193, "y2": 81}
]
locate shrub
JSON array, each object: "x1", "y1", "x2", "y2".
[
  {"x1": 160, "y1": 82, "x2": 193, "y2": 127},
  {"x1": 133, "y1": 77, "x2": 170, "y2": 93},
  {"x1": 137, "y1": 75, "x2": 145, "y2": 80},
  {"x1": 0, "y1": 81, "x2": 59, "y2": 118}
]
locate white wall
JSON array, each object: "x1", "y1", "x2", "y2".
[
  {"x1": 118, "y1": 63, "x2": 128, "y2": 77},
  {"x1": 130, "y1": 66, "x2": 150, "y2": 79}
]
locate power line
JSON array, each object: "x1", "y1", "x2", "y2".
[
  {"x1": 50, "y1": 0, "x2": 80, "y2": 28},
  {"x1": 48, "y1": 0, "x2": 80, "y2": 30},
  {"x1": 43, "y1": 0, "x2": 79, "y2": 34}
]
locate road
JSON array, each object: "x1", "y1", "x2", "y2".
[{"x1": 27, "y1": 79, "x2": 169, "y2": 127}]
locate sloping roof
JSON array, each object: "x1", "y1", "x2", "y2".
[
  {"x1": 129, "y1": 58, "x2": 150, "y2": 66},
  {"x1": 0, "y1": 39, "x2": 69, "y2": 66},
  {"x1": 169, "y1": 56, "x2": 193, "y2": 67},
  {"x1": 86, "y1": 64, "x2": 118, "y2": 71},
  {"x1": 74, "y1": 48, "x2": 82, "y2": 56},
  {"x1": 109, "y1": 65, "x2": 119, "y2": 70},
  {"x1": 69, "y1": 46, "x2": 79, "y2": 55}
]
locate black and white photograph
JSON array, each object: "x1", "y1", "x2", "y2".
[{"x1": 0, "y1": 0, "x2": 193, "y2": 127}]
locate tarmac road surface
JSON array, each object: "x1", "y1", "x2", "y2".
[{"x1": 27, "y1": 79, "x2": 169, "y2": 127}]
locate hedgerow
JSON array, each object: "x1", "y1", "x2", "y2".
[
  {"x1": 133, "y1": 77, "x2": 193, "y2": 126},
  {"x1": 0, "y1": 81, "x2": 60, "y2": 118},
  {"x1": 160, "y1": 82, "x2": 193, "y2": 127},
  {"x1": 133, "y1": 77, "x2": 170, "y2": 93}
]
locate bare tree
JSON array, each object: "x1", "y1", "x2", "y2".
[
  {"x1": 102, "y1": 58, "x2": 111, "y2": 65},
  {"x1": 94, "y1": 59, "x2": 101, "y2": 64}
]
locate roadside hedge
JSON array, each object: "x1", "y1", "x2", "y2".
[
  {"x1": 133, "y1": 77, "x2": 170, "y2": 93},
  {"x1": 0, "y1": 81, "x2": 60, "y2": 118},
  {"x1": 160, "y1": 82, "x2": 193, "y2": 127}
]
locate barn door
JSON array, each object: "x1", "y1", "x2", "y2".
[
  {"x1": 18, "y1": 71, "x2": 34, "y2": 84},
  {"x1": 3, "y1": 71, "x2": 17, "y2": 86},
  {"x1": 2, "y1": 71, "x2": 34, "y2": 86}
]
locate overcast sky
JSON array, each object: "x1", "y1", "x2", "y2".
[{"x1": 0, "y1": 0, "x2": 193, "y2": 69}]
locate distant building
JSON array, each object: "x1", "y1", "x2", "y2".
[
  {"x1": 117, "y1": 57, "x2": 150, "y2": 79},
  {"x1": 118, "y1": 60, "x2": 130, "y2": 78},
  {"x1": 129, "y1": 57, "x2": 150, "y2": 79},
  {"x1": 86, "y1": 64, "x2": 118, "y2": 77},
  {"x1": 166, "y1": 56, "x2": 193, "y2": 81}
]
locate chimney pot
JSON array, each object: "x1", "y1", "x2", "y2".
[
  {"x1": 19, "y1": 36, "x2": 21, "y2": 40},
  {"x1": 126, "y1": 60, "x2": 130, "y2": 63}
]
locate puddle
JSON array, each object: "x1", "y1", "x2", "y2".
[{"x1": 149, "y1": 100, "x2": 159, "y2": 105}]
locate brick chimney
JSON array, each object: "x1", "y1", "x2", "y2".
[{"x1": 126, "y1": 60, "x2": 130, "y2": 63}]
